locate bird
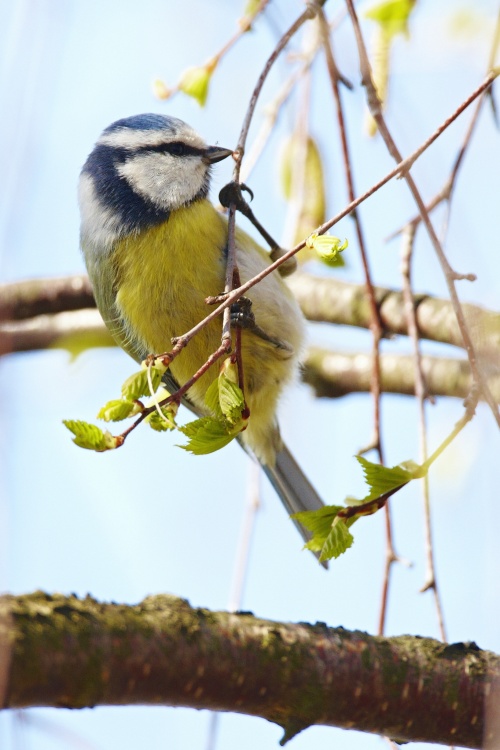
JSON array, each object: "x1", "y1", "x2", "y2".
[{"x1": 78, "y1": 113, "x2": 325, "y2": 557}]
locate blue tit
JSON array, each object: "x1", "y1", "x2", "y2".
[{"x1": 79, "y1": 113, "x2": 325, "y2": 553}]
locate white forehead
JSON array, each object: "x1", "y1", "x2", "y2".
[{"x1": 98, "y1": 120, "x2": 207, "y2": 150}]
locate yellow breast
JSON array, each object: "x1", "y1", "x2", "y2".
[{"x1": 113, "y1": 199, "x2": 228, "y2": 399}]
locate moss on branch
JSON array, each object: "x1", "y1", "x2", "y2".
[{"x1": 1, "y1": 592, "x2": 499, "y2": 748}]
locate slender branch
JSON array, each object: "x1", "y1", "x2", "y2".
[
  {"x1": 387, "y1": 8, "x2": 500, "y2": 241},
  {"x1": 422, "y1": 390, "x2": 480, "y2": 473},
  {"x1": 318, "y1": 8, "x2": 397, "y2": 635},
  {"x1": 155, "y1": 0, "x2": 271, "y2": 101},
  {"x1": 400, "y1": 226, "x2": 447, "y2": 640},
  {"x1": 2, "y1": 592, "x2": 499, "y2": 749},
  {"x1": 344, "y1": 0, "x2": 500, "y2": 427},
  {"x1": 233, "y1": 2, "x2": 323, "y2": 181},
  {"x1": 116, "y1": 338, "x2": 233, "y2": 446}
]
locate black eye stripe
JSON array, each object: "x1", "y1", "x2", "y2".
[{"x1": 135, "y1": 141, "x2": 203, "y2": 157}]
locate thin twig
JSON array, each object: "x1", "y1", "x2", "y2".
[
  {"x1": 2, "y1": 72, "x2": 495, "y2": 374},
  {"x1": 387, "y1": 8, "x2": 500, "y2": 242},
  {"x1": 233, "y1": 2, "x2": 323, "y2": 182},
  {"x1": 157, "y1": 0, "x2": 271, "y2": 101},
  {"x1": 206, "y1": 463, "x2": 261, "y2": 750},
  {"x1": 422, "y1": 389, "x2": 480, "y2": 472},
  {"x1": 240, "y1": 55, "x2": 314, "y2": 185},
  {"x1": 344, "y1": 0, "x2": 500, "y2": 428},
  {"x1": 119, "y1": 341, "x2": 231, "y2": 445},
  {"x1": 318, "y1": 7, "x2": 397, "y2": 635},
  {"x1": 401, "y1": 225, "x2": 447, "y2": 641}
]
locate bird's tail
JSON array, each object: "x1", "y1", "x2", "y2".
[{"x1": 262, "y1": 442, "x2": 327, "y2": 567}]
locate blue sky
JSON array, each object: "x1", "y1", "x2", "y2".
[{"x1": 1, "y1": 1, "x2": 499, "y2": 748}]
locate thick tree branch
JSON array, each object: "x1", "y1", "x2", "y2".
[
  {"x1": 288, "y1": 273, "x2": 500, "y2": 353},
  {"x1": 0, "y1": 592, "x2": 498, "y2": 748},
  {"x1": 1, "y1": 274, "x2": 499, "y2": 355},
  {"x1": 0, "y1": 309, "x2": 113, "y2": 355},
  {"x1": 0, "y1": 275, "x2": 94, "y2": 322},
  {"x1": 2, "y1": 307, "x2": 497, "y2": 403},
  {"x1": 303, "y1": 347, "x2": 500, "y2": 402}
]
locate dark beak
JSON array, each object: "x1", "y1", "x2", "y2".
[{"x1": 204, "y1": 146, "x2": 234, "y2": 164}]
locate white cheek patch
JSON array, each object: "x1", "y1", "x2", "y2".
[
  {"x1": 117, "y1": 153, "x2": 207, "y2": 211},
  {"x1": 78, "y1": 173, "x2": 123, "y2": 250}
]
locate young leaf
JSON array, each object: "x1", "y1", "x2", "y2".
[
  {"x1": 280, "y1": 135, "x2": 328, "y2": 253},
  {"x1": 204, "y1": 360, "x2": 246, "y2": 425},
  {"x1": 146, "y1": 405, "x2": 177, "y2": 432},
  {"x1": 179, "y1": 63, "x2": 215, "y2": 106},
  {"x1": 321, "y1": 517, "x2": 354, "y2": 561},
  {"x1": 306, "y1": 233, "x2": 348, "y2": 266},
  {"x1": 177, "y1": 417, "x2": 237, "y2": 455},
  {"x1": 204, "y1": 377, "x2": 224, "y2": 419},
  {"x1": 218, "y1": 375, "x2": 245, "y2": 425},
  {"x1": 365, "y1": 0, "x2": 414, "y2": 38},
  {"x1": 121, "y1": 363, "x2": 164, "y2": 401},
  {"x1": 97, "y1": 399, "x2": 142, "y2": 422},
  {"x1": 355, "y1": 455, "x2": 419, "y2": 500},
  {"x1": 63, "y1": 420, "x2": 118, "y2": 451},
  {"x1": 293, "y1": 504, "x2": 358, "y2": 561},
  {"x1": 293, "y1": 505, "x2": 344, "y2": 552}
]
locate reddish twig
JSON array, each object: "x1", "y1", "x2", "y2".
[
  {"x1": 344, "y1": 0, "x2": 500, "y2": 428},
  {"x1": 119, "y1": 340, "x2": 232, "y2": 445},
  {"x1": 233, "y1": 2, "x2": 323, "y2": 181},
  {"x1": 400, "y1": 225, "x2": 447, "y2": 642},
  {"x1": 318, "y1": 8, "x2": 398, "y2": 635}
]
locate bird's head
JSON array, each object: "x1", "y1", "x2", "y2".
[{"x1": 79, "y1": 114, "x2": 233, "y2": 248}]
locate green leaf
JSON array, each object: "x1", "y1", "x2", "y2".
[
  {"x1": 293, "y1": 505, "x2": 344, "y2": 552},
  {"x1": 305, "y1": 233, "x2": 348, "y2": 266},
  {"x1": 63, "y1": 420, "x2": 118, "y2": 451},
  {"x1": 204, "y1": 377, "x2": 224, "y2": 419},
  {"x1": 204, "y1": 361, "x2": 245, "y2": 425},
  {"x1": 321, "y1": 517, "x2": 354, "y2": 561},
  {"x1": 355, "y1": 455, "x2": 418, "y2": 500},
  {"x1": 97, "y1": 399, "x2": 142, "y2": 422},
  {"x1": 146, "y1": 405, "x2": 177, "y2": 432},
  {"x1": 293, "y1": 455, "x2": 424, "y2": 563},
  {"x1": 365, "y1": 0, "x2": 414, "y2": 38},
  {"x1": 179, "y1": 65, "x2": 214, "y2": 106},
  {"x1": 293, "y1": 504, "x2": 358, "y2": 561},
  {"x1": 177, "y1": 417, "x2": 237, "y2": 455},
  {"x1": 121, "y1": 364, "x2": 164, "y2": 401},
  {"x1": 218, "y1": 375, "x2": 245, "y2": 425}
]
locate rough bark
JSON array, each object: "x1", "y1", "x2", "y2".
[
  {"x1": 303, "y1": 346, "x2": 500, "y2": 402},
  {"x1": 1, "y1": 273, "x2": 499, "y2": 353},
  {"x1": 287, "y1": 272, "x2": 500, "y2": 353},
  {"x1": 1, "y1": 592, "x2": 499, "y2": 748}
]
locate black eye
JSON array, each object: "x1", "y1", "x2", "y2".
[{"x1": 167, "y1": 142, "x2": 187, "y2": 156}]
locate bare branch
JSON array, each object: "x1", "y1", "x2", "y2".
[
  {"x1": 2, "y1": 275, "x2": 500, "y2": 364},
  {"x1": 1, "y1": 592, "x2": 499, "y2": 749},
  {"x1": 288, "y1": 273, "x2": 500, "y2": 353},
  {"x1": 302, "y1": 347, "x2": 499, "y2": 402},
  {"x1": 344, "y1": 0, "x2": 500, "y2": 426}
]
